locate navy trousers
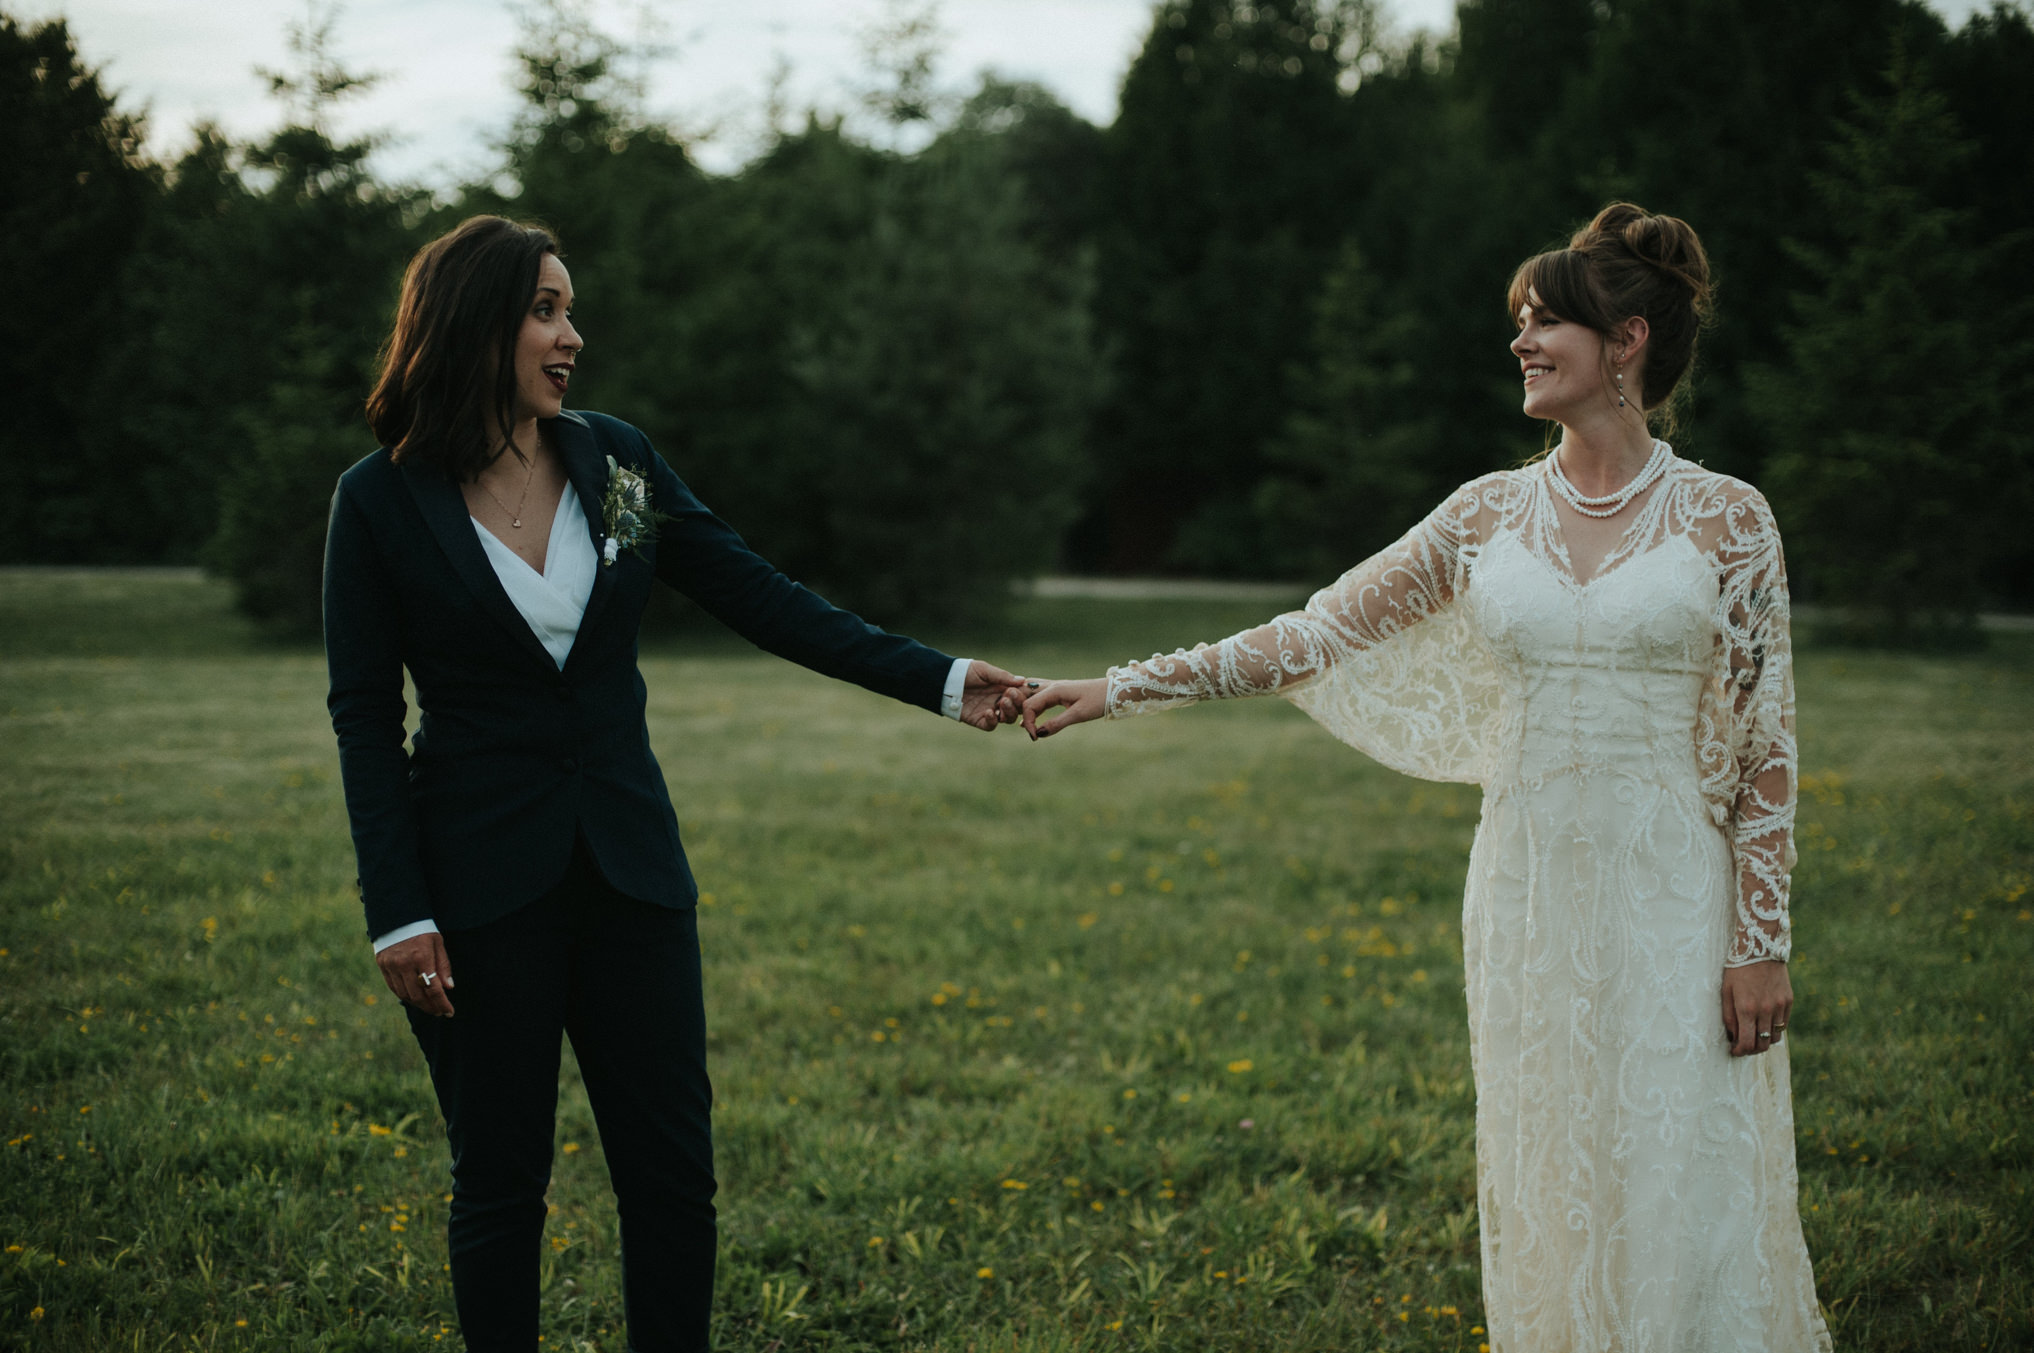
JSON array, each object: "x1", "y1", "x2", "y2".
[{"x1": 406, "y1": 840, "x2": 716, "y2": 1351}]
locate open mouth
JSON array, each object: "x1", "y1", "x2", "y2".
[
  {"x1": 1522, "y1": 366, "x2": 1552, "y2": 385},
  {"x1": 543, "y1": 364, "x2": 572, "y2": 393}
]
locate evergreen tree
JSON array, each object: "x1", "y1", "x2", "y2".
[
  {"x1": 1254, "y1": 241, "x2": 1444, "y2": 580},
  {"x1": 190, "y1": 7, "x2": 421, "y2": 629},
  {"x1": 1933, "y1": 3, "x2": 2034, "y2": 610},
  {"x1": 652, "y1": 111, "x2": 1099, "y2": 625},
  {"x1": 1083, "y1": 0, "x2": 1374, "y2": 576},
  {"x1": 0, "y1": 16, "x2": 155, "y2": 561},
  {"x1": 1756, "y1": 44, "x2": 2028, "y2": 641}
]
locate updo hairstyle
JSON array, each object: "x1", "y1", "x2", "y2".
[{"x1": 1505, "y1": 202, "x2": 1714, "y2": 430}]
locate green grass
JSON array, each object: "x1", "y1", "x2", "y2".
[{"x1": 1, "y1": 570, "x2": 2029, "y2": 1351}]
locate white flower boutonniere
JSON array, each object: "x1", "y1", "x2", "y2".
[{"x1": 598, "y1": 455, "x2": 672, "y2": 567}]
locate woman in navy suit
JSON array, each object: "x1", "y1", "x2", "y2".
[{"x1": 324, "y1": 216, "x2": 1025, "y2": 1351}]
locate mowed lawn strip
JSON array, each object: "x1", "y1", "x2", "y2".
[{"x1": 1, "y1": 570, "x2": 2028, "y2": 1351}]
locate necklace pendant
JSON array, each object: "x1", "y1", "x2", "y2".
[{"x1": 511, "y1": 518, "x2": 522, "y2": 529}]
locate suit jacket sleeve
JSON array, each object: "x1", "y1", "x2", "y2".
[
  {"x1": 323, "y1": 477, "x2": 435, "y2": 938},
  {"x1": 635, "y1": 432, "x2": 954, "y2": 712}
]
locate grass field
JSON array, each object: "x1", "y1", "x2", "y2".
[{"x1": 1, "y1": 569, "x2": 2029, "y2": 1352}]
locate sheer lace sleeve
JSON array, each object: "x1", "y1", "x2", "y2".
[
  {"x1": 1697, "y1": 486, "x2": 1797, "y2": 966},
  {"x1": 1104, "y1": 475, "x2": 1514, "y2": 784}
]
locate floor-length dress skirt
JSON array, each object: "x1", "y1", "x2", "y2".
[{"x1": 1460, "y1": 765, "x2": 1831, "y2": 1352}]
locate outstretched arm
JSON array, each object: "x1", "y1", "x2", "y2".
[{"x1": 1022, "y1": 486, "x2": 1479, "y2": 738}]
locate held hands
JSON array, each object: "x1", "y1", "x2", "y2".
[
  {"x1": 1720, "y1": 959, "x2": 1791, "y2": 1057},
  {"x1": 960, "y1": 660, "x2": 1032, "y2": 731},
  {"x1": 376, "y1": 932, "x2": 456, "y2": 1018},
  {"x1": 1021, "y1": 678, "x2": 1108, "y2": 740}
]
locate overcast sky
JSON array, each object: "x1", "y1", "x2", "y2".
[{"x1": 15, "y1": 0, "x2": 2004, "y2": 185}]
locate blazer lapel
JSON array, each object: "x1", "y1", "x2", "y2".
[
  {"x1": 552, "y1": 411, "x2": 624, "y2": 660},
  {"x1": 400, "y1": 458, "x2": 558, "y2": 673}
]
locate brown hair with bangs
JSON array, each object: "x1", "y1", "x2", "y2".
[
  {"x1": 1505, "y1": 202, "x2": 1714, "y2": 433},
  {"x1": 367, "y1": 216, "x2": 560, "y2": 480}
]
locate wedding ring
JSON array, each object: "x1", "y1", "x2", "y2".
[
  {"x1": 1757, "y1": 1031, "x2": 1772, "y2": 1039},
  {"x1": 421, "y1": 972, "x2": 437, "y2": 986}
]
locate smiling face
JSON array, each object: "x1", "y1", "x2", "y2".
[
  {"x1": 511, "y1": 253, "x2": 582, "y2": 424},
  {"x1": 1510, "y1": 294, "x2": 1614, "y2": 423}
]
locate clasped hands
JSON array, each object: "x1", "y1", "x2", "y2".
[{"x1": 957, "y1": 661, "x2": 1107, "y2": 739}]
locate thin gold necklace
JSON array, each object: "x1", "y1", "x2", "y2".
[{"x1": 479, "y1": 445, "x2": 540, "y2": 528}]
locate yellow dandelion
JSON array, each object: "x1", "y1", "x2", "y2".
[
  {"x1": 977, "y1": 1266, "x2": 994, "y2": 1279},
  {"x1": 868, "y1": 1236, "x2": 885, "y2": 1248},
  {"x1": 562, "y1": 1142, "x2": 580, "y2": 1154},
  {"x1": 1226, "y1": 1059, "x2": 1253, "y2": 1074},
  {"x1": 1001, "y1": 1179, "x2": 1029, "y2": 1190}
]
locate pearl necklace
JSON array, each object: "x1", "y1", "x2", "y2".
[{"x1": 1549, "y1": 439, "x2": 1671, "y2": 519}]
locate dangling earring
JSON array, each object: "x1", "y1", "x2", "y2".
[{"x1": 1616, "y1": 365, "x2": 1626, "y2": 408}]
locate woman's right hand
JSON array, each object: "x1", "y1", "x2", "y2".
[
  {"x1": 376, "y1": 932, "x2": 457, "y2": 1017},
  {"x1": 1021, "y1": 678, "x2": 1108, "y2": 740}
]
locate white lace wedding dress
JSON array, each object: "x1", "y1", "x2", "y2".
[{"x1": 1104, "y1": 449, "x2": 1830, "y2": 1351}]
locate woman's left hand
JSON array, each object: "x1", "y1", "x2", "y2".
[{"x1": 1720, "y1": 960, "x2": 1791, "y2": 1057}]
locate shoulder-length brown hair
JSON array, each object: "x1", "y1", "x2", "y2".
[{"x1": 367, "y1": 216, "x2": 559, "y2": 480}]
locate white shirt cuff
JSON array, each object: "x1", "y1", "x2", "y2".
[
  {"x1": 372, "y1": 919, "x2": 441, "y2": 953},
  {"x1": 940, "y1": 658, "x2": 972, "y2": 721}
]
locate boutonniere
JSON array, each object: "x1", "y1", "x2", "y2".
[{"x1": 598, "y1": 455, "x2": 672, "y2": 566}]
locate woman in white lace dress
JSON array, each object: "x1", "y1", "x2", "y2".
[{"x1": 1023, "y1": 204, "x2": 1830, "y2": 1352}]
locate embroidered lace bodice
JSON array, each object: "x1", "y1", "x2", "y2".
[{"x1": 1105, "y1": 453, "x2": 1797, "y2": 967}]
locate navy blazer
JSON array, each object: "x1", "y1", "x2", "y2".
[{"x1": 324, "y1": 409, "x2": 955, "y2": 939}]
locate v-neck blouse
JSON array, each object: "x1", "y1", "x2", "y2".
[{"x1": 470, "y1": 484, "x2": 597, "y2": 669}]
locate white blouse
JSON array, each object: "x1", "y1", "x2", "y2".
[{"x1": 469, "y1": 484, "x2": 597, "y2": 669}]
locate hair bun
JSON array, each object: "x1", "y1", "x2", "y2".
[{"x1": 1578, "y1": 202, "x2": 1713, "y2": 315}]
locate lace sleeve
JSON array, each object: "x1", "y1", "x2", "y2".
[
  {"x1": 1103, "y1": 477, "x2": 1512, "y2": 785},
  {"x1": 1703, "y1": 488, "x2": 1797, "y2": 966},
  {"x1": 1105, "y1": 496, "x2": 1466, "y2": 714}
]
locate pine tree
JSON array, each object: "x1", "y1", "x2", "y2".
[
  {"x1": 1084, "y1": 0, "x2": 1373, "y2": 576},
  {"x1": 0, "y1": 16, "x2": 155, "y2": 560},
  {"x1": 1757, "y1": 44, "x2": 2027, "y2": 642}
]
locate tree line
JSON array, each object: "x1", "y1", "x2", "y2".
[{"x1": 6, "y1": 0, "x2": 2030, "y2": 640}]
